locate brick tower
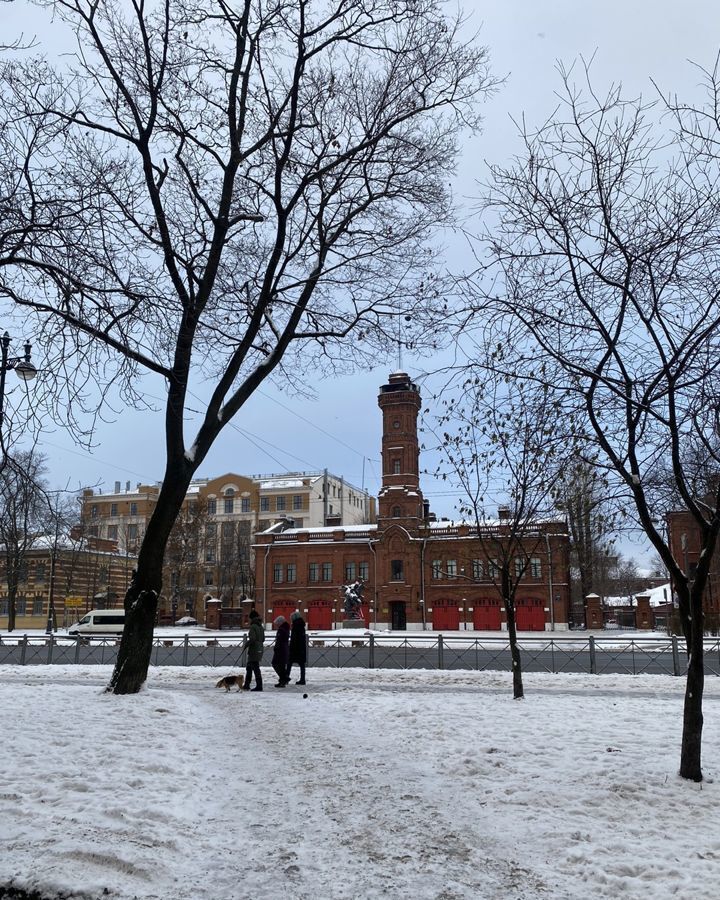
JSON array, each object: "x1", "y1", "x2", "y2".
[{"x1": 377, "y1": 371, "x2": 425, "y2": 526}]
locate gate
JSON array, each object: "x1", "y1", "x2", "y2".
[
  {"x1": 473, "y1": 599, "x2": 502, "y2": 631},
  {"x1": 516, "y1": 598, "x2": 546, "y2": 631},
  {"x1": 307, "y1": 600, "x2": 334, "y2": 630},
  {"x1": 269, "y1": 602, "x2": 297, "y2": 625},
  {"x1": 431, "y1": 600, "x2": 460, "y2": 631}
]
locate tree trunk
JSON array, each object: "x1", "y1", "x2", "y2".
[
  {"x1": 504, "y1": 579, "x2": 524, "y2": 698},
  {"x1": 6, "y1": 579, "x2": 17, "y2": 632},
  {"x1": 679, "y1": 589, "x2": 704, "y2": 781},
  {"x1": 107, "y1": 468, "x2": 193, "y2": 695}
]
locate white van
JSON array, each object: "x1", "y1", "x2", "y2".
[{"x1": 68, "y1": 609, "x2": 125, "y2": 636}]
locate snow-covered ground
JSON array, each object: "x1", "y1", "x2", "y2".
[{"x1": 1, "y1": 666, "x2": 719, "y2": 900}]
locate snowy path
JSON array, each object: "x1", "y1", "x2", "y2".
[{"x1": 1, "y1": 666, "x2": 719, "y2": 899}]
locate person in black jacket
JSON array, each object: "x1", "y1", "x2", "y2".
[
  {"x1": 286, "y1": 611, "x2": 307, "y2": 685},
  {"x1": 272, "y1": 615, "x2": 291, "y2": 687},
  {"x1": 243, "y1": 609, "x2": 265, "y2": 691}
]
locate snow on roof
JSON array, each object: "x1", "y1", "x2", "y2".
[
  {"x1": 262, "y1": 523, "x2": 378, "y2": 536},
  {"x1": 604, "y1": 583, "x2": 672, "y2": 608}
]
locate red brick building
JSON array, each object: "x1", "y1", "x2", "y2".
[
  {"x1": 254, "y1": 372, "x2": 570, "y2": 631},
  {"x1": 666, "y1": 510, "x2": 720, "y2": 630}
]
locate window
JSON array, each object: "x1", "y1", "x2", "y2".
[
  {"x1": 488, "y1": 559, "x2": 499, "y2": 579},
  {"x1": 309, "y1": 563, "x2": 319, "y2": 583},
  {"x1": 276, "y1": 495, "x2": 286, "y2": 511},
  {"x1": 446, "y1": 560, "x2": 457, "y2": 578},
  {"x1": 207, "y1": 498, "x2": 217, "y2": 514},
  {"x1": 91, "y1": 504, "x2": 98, "y2": 518},
  {"x1": 286, "y1": 564, "x2": 297, "y2": 583},
  {"x1": 16, "y1": 598, "x2": 26, "y2": 616},
  {"x1": 293, "y1": 518, "x2": 304, "y2": 528},
  {"x1": 130, "y1": 502, "x2": 138, "y2": 516},
  {"x1": 345, "y1": 562, "x2": 356, "y2": 583},
  {"x1": 128, "y1": 523, "x2": 138, "y2": 540},
  {"x1": 205, "y1": 546, "x2": 216, "y2": 563},
  {"x1": 515, "y1": 557, "x2": 525, "y2": 578},
  {"x1": 205, "y1": 571, "x2": 214, "y2": 586},
  {"x1": 322, "y1": 563, "x2": 333, "y2": 582},
  {"x1": 35, "y1": 564, "x2": 46, "y2": 583},
  {"x1": 185, "y1": 572, "x2": 195, "y2": 587},
  {"x1": 391, "y1": 559, "x2": 404, "y2": 581},
  {"x1": 432, "y1": 559, "x2": 442, "y2": 579},
  {"x1": 260, "y1": 497, "x2": 269, "y2": 512},
  {"x1": 392, "y1": 506, "x2": 402, "y2": 518},
  {"x1": 98, "y1": 566, "x2": 108, "y2": 584},
  {"x1": 32, "y1": 598, "x2": 44, "y2": 616},
  {"x1": 472, "y1": 559, "x2": 483, "y2": 580},
  {"x1": 241, "y1": 497, "x2": 250, "y2": 513},
  {"x1": 110, "y1": 503, "x2": 118, "y2": 516},
  {"x1": 359, "y1": 562, "x2": 369, "y2": 581},
  {"x1": 293, "y1": 495, "x2": 303, "y2": 510},
  {"x1": 393, "y1": 459, "x2": 401, "y2": 475},
  {"x1": 88, "y1": 525, "x2": 99, "y2": 537},
  {"x1": 224, "y1": 489, "x2": 234, "y2": 514},
  {"x1": 530, "y1": 557, "x2": 542, "y2": 578},
  {"x1": 107, "y1": 525, "x2": 118, "y2": 541},
  {"x1": 0, "y1": 600, "x2": 7, "y2": 616},
  {"x1": 273, "y1": 564, "x2": 283, "y2": 583}
]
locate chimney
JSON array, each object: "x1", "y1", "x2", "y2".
[
  {"x1": 498, "y1": 506, "x2": 510, "y2": 521},
  {"x1": 126, "y1": 481, "x2": 130, "y2": 492},
  {"x1": 423, "y1": 499, "x2": 430, "y2": 520},
  {"x1": 114, "y1": 481, "x2": 121, "y2": 493}
]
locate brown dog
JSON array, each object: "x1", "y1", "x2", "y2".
[{"x1": 215, "y1": 674, "x2": 245, "y2": 692}]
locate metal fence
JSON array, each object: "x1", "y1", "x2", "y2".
[{"x1": 2, "y1": 632, "x2": 720, "y2": 676}]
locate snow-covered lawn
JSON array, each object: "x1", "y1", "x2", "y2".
[{"x1": 1, "y1": 666, "x2": 719, "y2": 900}]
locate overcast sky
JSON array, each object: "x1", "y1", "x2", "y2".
[{"x1": 5, "y1": 1, "x2": 719, "y2": 562}]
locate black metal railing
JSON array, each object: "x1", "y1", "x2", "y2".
[{"x1": 2, "y1": 632, "x2": 719, "y2": 677}]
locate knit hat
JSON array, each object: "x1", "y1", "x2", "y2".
[
  {"x1": 291, "y1": 611, "x2": 301, "y2": 621},
  {"x1": 273, "y1": 615, "x2": 286, "y2": 626}
]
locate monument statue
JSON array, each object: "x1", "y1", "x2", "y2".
[{"x1": 342, "y1": 579, "x2": 365, "y2": 620}]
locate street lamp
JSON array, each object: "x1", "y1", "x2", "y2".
[{"x1": 0, "y1": 331, "x2": 37, "y2": 434}]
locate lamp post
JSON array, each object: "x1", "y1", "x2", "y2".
[{"x1": 0, "y1": 331, "x2": 37, "y2": 445}]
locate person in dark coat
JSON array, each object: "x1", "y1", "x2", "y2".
[
  {"x1": 286, "y1": 611, "x2": 307, "y2": 685},
  {"x1": 272, "y1": 615, "x2": 291, "y2": 687},
  {"x1": 243, "y1": 609, "x2": 265, "y2": 691}
]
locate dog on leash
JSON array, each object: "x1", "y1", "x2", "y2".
[{"x1": 215, "y1": 673, "x2": 245, "y2": 692}]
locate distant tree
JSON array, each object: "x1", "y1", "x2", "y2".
[
  {"x1": 607, "y1": 557, "x2": 643, "y2": 605},
  {"x1": 473, "y1": 60, "x2": 720, "y2": 780},
  {"x1": 555, "y1": 460, "x2": 617, "y2": 619},
  {"x1": 0, "y1": 451, "x2": 51, "y2": 631},
  {"x1": 433, "y1": 379, "x2": 568, "y2": 699},
  {"x1": 0, "y1": 1, "x2": 494, "y2": 692}
]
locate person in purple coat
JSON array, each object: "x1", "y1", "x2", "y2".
[{"x1": 272, "y1": 615, "x2": 291, "y2": 687}]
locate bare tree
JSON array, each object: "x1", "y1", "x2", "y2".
[
  {"x1": 555, "y1": 459, "x2": 617, "y2": 620},
  {"x1": 432, "y1": 380, "x2": 568, "y2": 699},
  {"x1": 473, "y1": 60, "x2": 720, "y2": 781},
  {"x1": 0, "y1": 450, "x2": 51, "y2": 630},
  {"x1": 0, "y1": 1, "x2": 494, "y2": 692}
]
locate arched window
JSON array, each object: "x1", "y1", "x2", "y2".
[
  {"x1": 392, "y1": 506, "x2": 402, "y2": 517},
  {"x1": 224, "y1": 488, "x2": 235, "y2": 514}
]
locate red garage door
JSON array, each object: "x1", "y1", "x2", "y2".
[
  {"x1": 473, "y1": 600, "x2": 502, "y2": 631},
  {"x1": 432, "y1": 600, "x2": 460, "y2": 631},
  {"x1": 307, "y1": 600, "x2": 334, "y2": 630},
  {"x1": 516, "y1": 599, "x2": 546, "y2": 632},
  {"x1": 270, "y1": 602, "x2": 297, "y2": 626}
]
